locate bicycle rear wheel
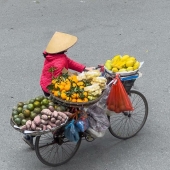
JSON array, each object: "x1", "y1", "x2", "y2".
[
  {"x1": 35, "y1": 128, "x2": 81, "y2": 167},
  {"x1": 108, "y1": 90, "x2": 148, "y2": 139}
]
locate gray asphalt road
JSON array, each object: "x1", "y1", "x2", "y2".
[{"x1": 1, "y1": 0, "x2": 170, "y2": 170}]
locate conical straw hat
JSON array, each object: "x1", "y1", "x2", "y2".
[{"x1": 46, "y1": 32, "x2": 78, "y2": 54}]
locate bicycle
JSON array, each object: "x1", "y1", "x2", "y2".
[{"x1": 32, "y1": 66, "x2": 148, "y2": 167}]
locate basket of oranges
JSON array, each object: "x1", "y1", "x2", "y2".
[{"x1": 48, "y1": 70, "x2": 107, "y2": 107}]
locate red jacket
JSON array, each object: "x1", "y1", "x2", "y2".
[{"x1": 40, "y1": 52, "x2": 86, "y2": 93}]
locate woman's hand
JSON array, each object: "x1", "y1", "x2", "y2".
[{"x1": 84, "y1": 67, "x2": 95, "y2": 71}]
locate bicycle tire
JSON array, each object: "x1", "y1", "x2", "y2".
[
  {"x1": 108, "y1": 90, "x2": 148, "y2": 139},
  {"x1": 35, "y1": 130, "x2": 81, "y2": 167}
]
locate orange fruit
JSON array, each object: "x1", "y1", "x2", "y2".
[
  {"x1": 83, "y1": 98, "x2": 88, "y2": 102},
  {"x1": 66, "y1": 97, "x2": 71, "y2": 101},
  {"x1": 72, "y1": 83, "x2": 77, "y2": 87},
  {"x1": 70, "y1": 75, "x2": 78, "y2": 83},
  {"x1": 61, "y1": 93, "x2": 67, "y2": 100},
  {"x1": 64, "y1": 84, "x2": 71, "y2": 91},
  {"x1": 65, "y1": 79, "x2": 71, "y2": 84},
  {"x1": 71, "y1": 93, "x2": 77, "y2": 99},
  {"x1": 83, "y1": 91, "x2": 88, "y2": 97},
  {"x1": 55, "y1": 83, "x2": 59, "y2": 89},
  {"x1": 58, "y1": 85, "x2": 64, "y2": 91},
  {"x1": 79, "y1": 85, "x2": 84, "y2": 89},
  {"x1": 68, "y1": 77, "x2": 72, "y2": 81},
  {"x1": 77, "y1": 81, "x2": 84, "y2": 86},
  {"x1": 61, "y1": 89, "x2": 66, "y2": 93},
  {"x1": 76, "y1": 93, "x2": 80, "y2": 99},
  {"x1": 54, "y1": 91, "x2": 60, "y2": 97},
  {"x1": 72, "y1": 98, "x2": 77, "y2": 102},
  {"x1": 77, "y1": 99, "x2": 83, "y2": 102},
  {"x1": 52, "y1": 79, "x2": 57, "y2": 84},
  {"x1": 60, "y1": 81, "x2": 66, "y2": 86}
]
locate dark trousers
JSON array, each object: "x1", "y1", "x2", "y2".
[{"x1": 42, "y1": 90, "x2": 50, "y2": 97}]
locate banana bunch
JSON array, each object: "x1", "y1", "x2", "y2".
[{"x1": 91, "y1": 77, "x2": 107, "y2": 90}]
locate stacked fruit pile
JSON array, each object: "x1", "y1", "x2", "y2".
[
  {"x1": 48, "y1": 70, "x2": 107, "y2": 103},
  {"x1": 11, "y1": 95, "x2": 68, "y2": 127},
  {"x1": 19, "y1": 106, "x2": 72, "y2": 131},
  {"x1": 104, "y1": 54, "x2": 140, "y2": 73}
]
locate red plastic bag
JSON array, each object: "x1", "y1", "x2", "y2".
[{"x1": 107, "y1": 74, "x2": 134, "y2": 113}]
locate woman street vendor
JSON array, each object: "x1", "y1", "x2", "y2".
[
  {"x1": 40, "y1": 31, "x2": 94, "y2": 96},
  {"x1": 23, "y1": 31, "x2": 94, "y2": 149}
]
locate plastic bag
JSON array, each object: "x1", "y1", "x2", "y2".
[
  {"x1": 107, "y1": 74, "x2": 134, "y2": 113},
  {"x1": 86, "y1": 127, "x2": 106, "y2": 138},
  {"x1": 75, "y1": 118, "x2": 89, "y2": 132},
  {"x1": 87, "y1": 104, "x2": 110, "y2": 132},
  {"x1": 64, "y1": 120, "x2": 80, "y2": 142}
]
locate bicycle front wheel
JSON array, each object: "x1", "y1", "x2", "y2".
[
  {"x1": 108, "y1": 90, "x2": 148, "y2": 139},
  {"x1": 35, "y1": 130, "x2": 81, "y2": 167}
]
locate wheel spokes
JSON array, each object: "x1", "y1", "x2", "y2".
[{"x1": 35, "y1": 132, "x2": 81, "y2": 166}]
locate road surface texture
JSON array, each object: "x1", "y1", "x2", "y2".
[{"x1": 0, "y1": 0, "x2": 170, "y2": 170}]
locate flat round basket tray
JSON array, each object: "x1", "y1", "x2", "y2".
[
  {"x1": 10, "y1": 117, "x2": 68, "y2": 136},
  {"x1": 50, "y1": 92, "x2": 105, "y2": 107}
]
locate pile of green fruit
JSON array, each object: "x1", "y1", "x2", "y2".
[
  {"x1": 11, "y1": 95, "x2": 67, "y2": 127},
  {"x1": 104, "y1": 54, "x2": 140, "y2": 73}
]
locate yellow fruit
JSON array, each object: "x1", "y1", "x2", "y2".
[
  {"x1": 72, "y1": 98, "x2": 77, "y2": 102},
  {"x1": 51, "y1": 79, "x2": 57, "y2": 84},
  {"x1": 61, "y1": 93, "x2": 67, "y2": 100},
  {"x1": 105, "y1": 61, "x2": 112, "y2": 70},
  {"x1": 118, "y1": 68, "x2": 126, "y2": 72},
  {"x1": 118, "y1": 60, "x2": 126, "y2": 69},
  {"x1": 112, "y1": 67, "x2": 118, "y2": 73},
  {"x1": 112, "y1": 55, "x2": 121, "y2": 61},
  {"x1": 121, "y1": 55, "x2": 130, "y2": 61},
  {"x1": 105, "y1": 59, "x2": 112, "y2": 63},
  {"x1": 129, "y1": 57, "x2": 136, "y2": 62},
  {"x1": 54, "y1": 90, "x2": 60, "y2": 97},
  {"x1": 77, "y1": 99, "x2": 83, "y2": 102},
  {"x1": 133, "y1": 61, "x2": 140, "y2": 70},
  {"x1": 64, "y1": 84, "x2": 71, "y2": 91},
  {"x1": 126, "y1": 67, "x2": 134, "y2": 71},
  {"x1": 126, "y1": 60, "x2": 135, "y2": 67}
]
